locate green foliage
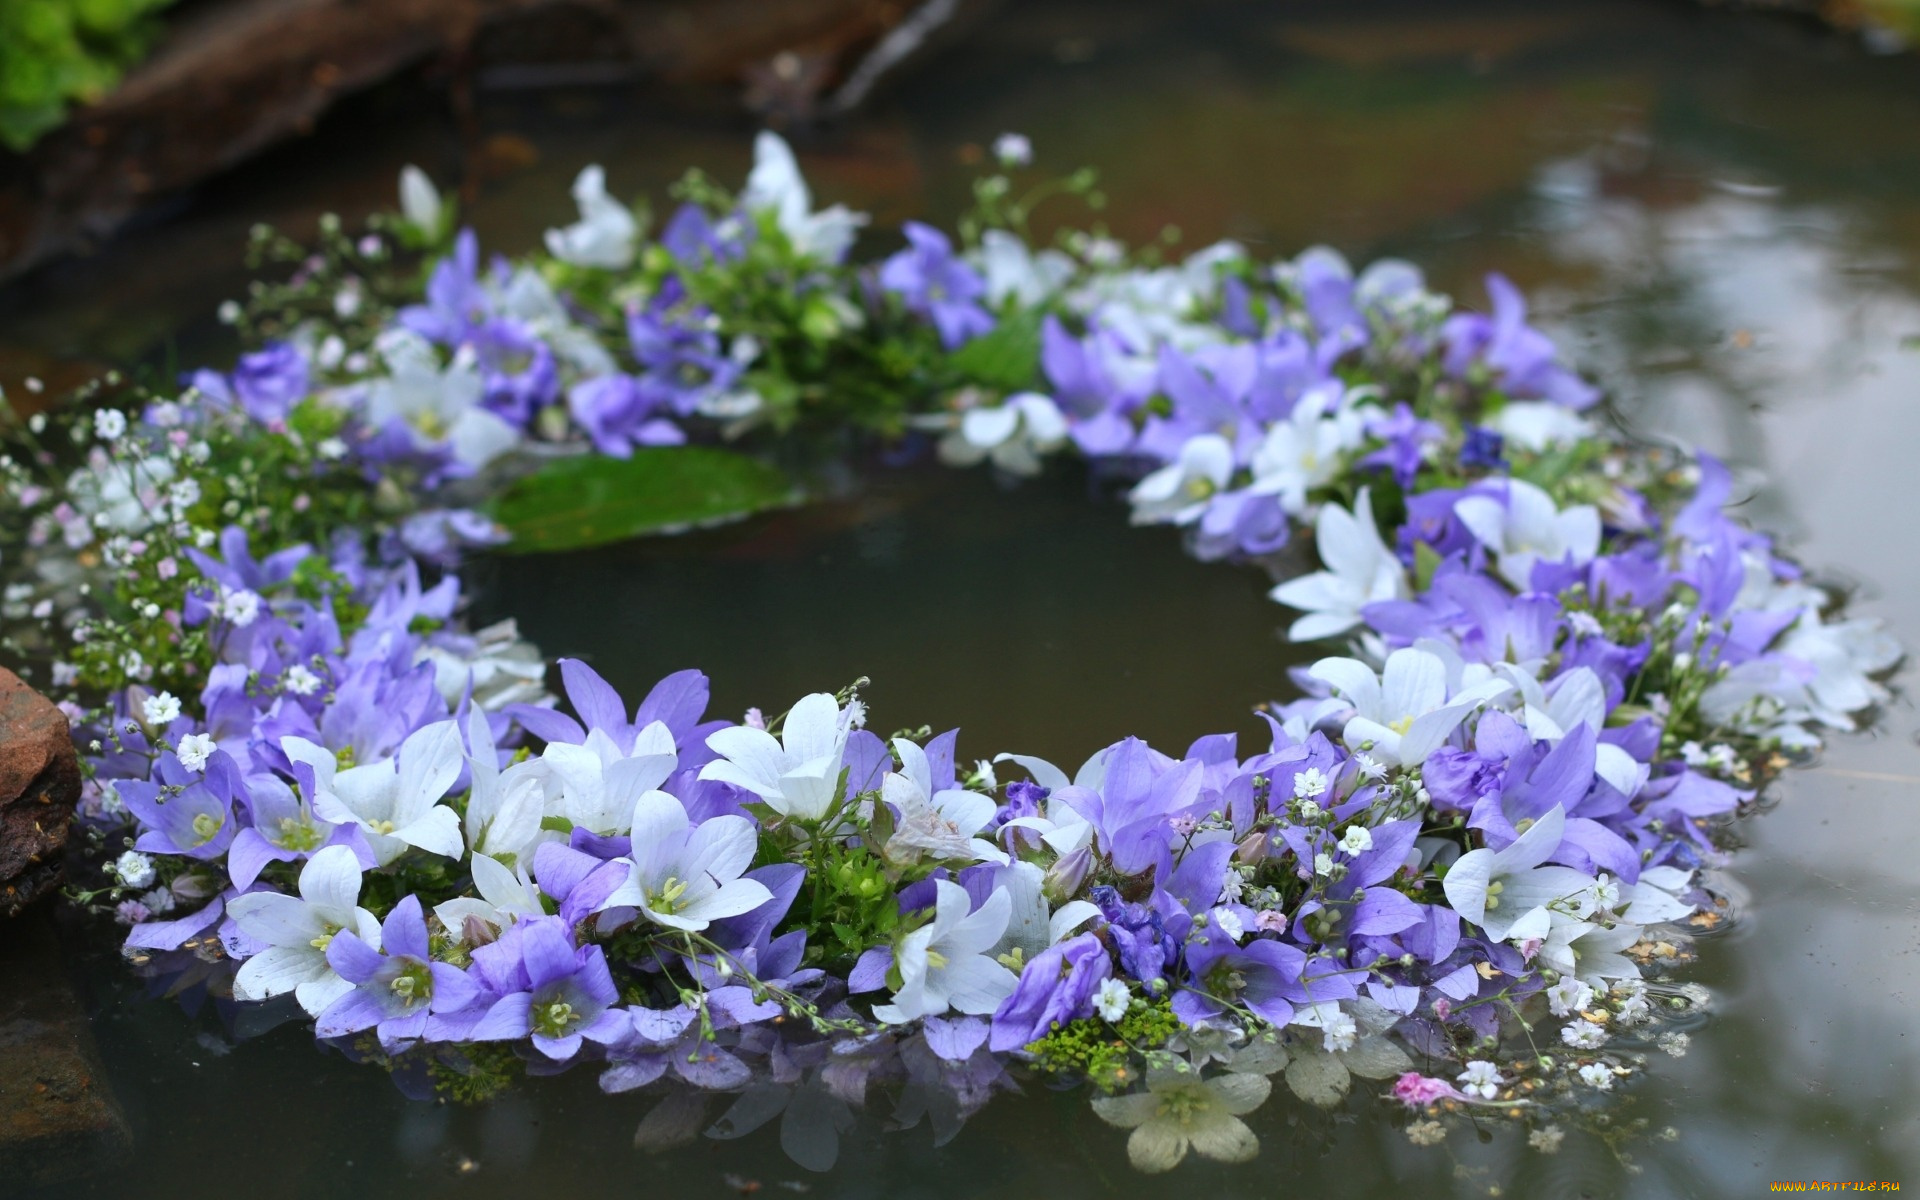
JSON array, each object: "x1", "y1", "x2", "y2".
[
  {"x1": 795, "y1": 841, "x2": 909, "y2": 968},
  {"x1": 1025, "y1": 997, "x2": 1182, "y2": 1092},
  {"x1": 484, "y1": 446, "x2": 801, "y2": 552},
  {"x1": 0, "y1": 0, "x2": 178, "y2": 152},
  {"x1": 946, "y1": 310, "x2": 1044, "y2": 393}
]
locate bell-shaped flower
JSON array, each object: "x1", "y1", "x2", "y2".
[
  {"x1": 364, "y1": 335, "x2": 518, "y2": 471},
  {"x1": 598, "y1": 791, "x2": 771, "y2": 932},
  {"x1": 974, "y1": 228, "x2": 1074, "y2": 307},
  {"x1": 1128, "y1": 433, "x2": 1234, "y2": 526},
  {"x1": 936, "y1": 392, "x2": 1069, "y2": 477},
  {"x1": 461, "y1": 707, "x2": 550, "y2": 863},
  {"x1": 873, "y1": 880, "x2": 1016, "y2": 1024},
  {"x1": 543, "y1": 165, "x2": 637, "y2": 269},
  {"x1": 1270, "y1": 487, "x2": 1405, "y2": 641},
  {"x1": 740, "y1": 131, "x2": 868, "y2": 264},
  {"x1": 433, "y1": 852, "x2": 546, "y2": 944},
  {"x1": 699, "y1": 692, "x2": 850, "y2": 822},
  {"x1": 1537, "y1": 919, "x2": 1643, "y2": 986},
  {"x1": 228, "y1": 844, "x2": 381, "y2": 1015},
  {"x1": 540, "y1": 720, "x2": 678, "y2": 836},
  {"x1": 1454, "y1": 478, "x2": 1601, "y2": 589},
  {"x1": 316, "y1": 895, "x2": 480, "y2": 1049},
  {"x1": 878, "y1": 736, "x2": 1006, "y2": 867},
  {"x1": 1441, "y1": 806, "x2": 1596, "y2": 943},
  {"x1": 1491, "y1": 663, "x2": 1644, "y2": 797},
  {"x1": 990, "y1": 860, "x2": 1103, "y2": 961},
  {"x1": 1247, "y1": 387, "x2": 1369, "y2": 516},
  {"x1": 228, "y1": 739, "x2": 343, "y2": 889},
  {"x1": 468, "y1": 917, "x2": 626, "y2": 1061},
  {"x1": 1310, "y1": 647, "x2": 1512, "y2": 767},
  {"x1": 991, "y1": 750, "x2": 1104, "y2": 857},
  {"x1": 314, "y1": 719, "x2": 466, "y2": 866}
]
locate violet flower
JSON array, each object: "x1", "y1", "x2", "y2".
[{"x1": 317, "y1": 896, "x2": 479, "y2": 1048}]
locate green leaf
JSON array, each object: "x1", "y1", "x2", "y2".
[
  {"x1": 486, "y1": 447, "x2": 800, "y2": 553},
  {"x1": 947, "y1": 311, "x2": 1043, "y2": 392}
]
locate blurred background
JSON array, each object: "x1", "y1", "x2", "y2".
[{"x1": 6, "y1": 2, "x2": 1920, "y2": 1198}]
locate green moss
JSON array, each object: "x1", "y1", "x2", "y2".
[{"x1": 1024, "y1": 997, "x2": 1181, "y2": 1092}]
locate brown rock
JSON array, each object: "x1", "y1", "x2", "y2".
[{"x1": 0, "y1": 668, "x2": 79, "y2": 919}]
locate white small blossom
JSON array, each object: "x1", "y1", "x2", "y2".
[
  {"x1": 1577, "y1": 1062, "x2": 1614, "y2": 1090},
  {"x1": 972, "y1": 759, "x2": 997, "y2": 789},
  {"x1": 1657, "y1": 1031, "x2": 1691, "y2": 1058},
  {"x1": 143, "y1": 691, "x2": 182, "y2": 727},
  {"x1": 1320, "y1": 1007, "x2": 1358, "y2": 1053},
  {"x1": 1561, "y1": 1020, "x2": 1609, "y2": 1050},
  {"x1": 846, "y1": 697, "x2": 868, "y2": 729},
  {"x1": 218, "y1": 301, "x2": 242, "y2": 325},
  {"x1": 169, "y1": 479, "x2": 201, "y2": 511},
  {"x1": 317, "y1": 437, "x2": 348, "y2": 460},
  {"x1": 1338, "y1": 825, "x2": 1373, "y2": 856},
  {"x1": 1546, "y1": 977, "x2": 1595, "y2": 1018},
  {"x1": 94, "y1": 409, "x2": 127, "y2": 441},
  {"x1": 1296, "y1": 798, "x2": 1322, "y2": 821},
  {"x1": 1354, "y1": 753, "x2": 1387, "y2": 781},
  {"x1": 1587, "y1": 873, "x2": 1621, "y2": 912},
  {"x1": 175, "y1": 732, "x2": 216, "y2": 772},
  {"x1": 283, "y1": 664, "x2": 322, "y2": 696},
  {"x1": 1529, "y1": 1126, "x2": 1565, "y2": 1154},
  {"x1": 992, "y1": 132, "x2": 1033, "y2": 167},
  {"x1": 1567, "y1": 611, "x2": 1604, "y2": 639},
  {"x1": 1095, "y1": 977, "x2": 1131, "y2": 1023},
  {"x1": 113, "y1": 850, "x2": 156, "y2": 889},
  {"x1": 1313, "y1": 852, "x2": 1335, "y2": 877},
  {"x1": 1212, "y1": 907, "x2": 1245, "y2": 942},
  {"x1": 1457, "y1": 1060, "x2": 1502, "y2": 1100},
  {"x1": 214, "y1": 587, "x2": 262, "y2": 627},
  {"x1": 1293, "y1": 767, "x2": 1328, "y2": 798}
]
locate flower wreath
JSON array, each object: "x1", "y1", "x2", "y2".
[{"x1": 0, "y1": 131, "x2": 1899, "y2": 1174}]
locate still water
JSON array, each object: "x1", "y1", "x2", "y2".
[{"x1": 10, "y1": 1, "x2": 1920, "y2": 1195}]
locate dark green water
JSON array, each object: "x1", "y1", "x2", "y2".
[{"x1": 9, "y1": 1, "x2": 1920, "y2": 1196}]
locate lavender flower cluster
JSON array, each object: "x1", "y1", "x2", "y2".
[{"x1": 26, "y1": 132, "x2": 1900, "y2": 1173}]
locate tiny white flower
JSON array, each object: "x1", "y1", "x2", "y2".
[
  {"x1": 1457, "y1": 1060, "x2": 1502, "y2": 1100},
  {"x1": 169, "y1": 478, "x2": 201, "y2": 511},
  {"x1": 1293, "y1": 767, "x2": 1328, "y2": 799},
  {"x1": 992, "y1": 132, "x2": 1033, "y2": 167},
  {"x1": 1095, "y1": 977, "x2": 1131, "y2": 1023},
  {"x1": 1567, "y1": 611, "x2": 1604, "y2": 639},
  {"x1": 143, "y1": 691, "x2": 182, "y2": 727},
  {"x1": 1212, "y1": 907, "x2": 1245, "y2": 942},
  {"x1": 317, "y1": 437, "x2": 348, "y2": 461},
  {"x1": 1577, "y1": 1062, "x2": 1614, "y2": 1090},
  {"x1": 113, "y1": 850, "x2": 156, "y2": 889},
  {"x1": 283, "y1": 664, "x2": 322, "y2": 696},
  {"x1": 846, "y1": 697, "x2": 868, "y2": 729},
  {"x1": 94, "y1": 409, "x2": 127, "y2": 441},
  {"x1": 1320, "y1": 1007, "x2": 1358, "y2": 1053},
  {"x1": 214, "y1": 587, "x2": 262, "y2": 628},
  {"x1": 1296, "y1": 798, "x2": 1322, "y2": 821},
  {"x1": 1313, "y1": 852, "x2": 1336, "y2": 877},
  {"x1": 1561, "y1": 1020, "x2": 1609, "y2": 1050},
  {"x1": 217, "y1": 301, "x2": 242, "y2": 325},
  {"x1": 972, "y1": 759, "x2": 998, "y2": 789},
  {"x1": 1529, "y1": 1126, "x2": 1565, "y2": 1154},
  {"x1": 175, "y1": 732, "x2": 216, "y2": 772},
  {"x1": 1545, "y1": 977, "x2": 1595, "y2": 1018},
  {"x1": 1587, "y1": 873, "x2": 1621, "y2": 912},
  {"x1": 1338, "y1": 825, "x2": 1373, "y2": 856},
  {"x1": 1656, "y1": 1031, "x2": 1691, "y2": 1058},
  {"x1": 1354, "y1": 753, "x2": 1387, "y2": 781}
]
